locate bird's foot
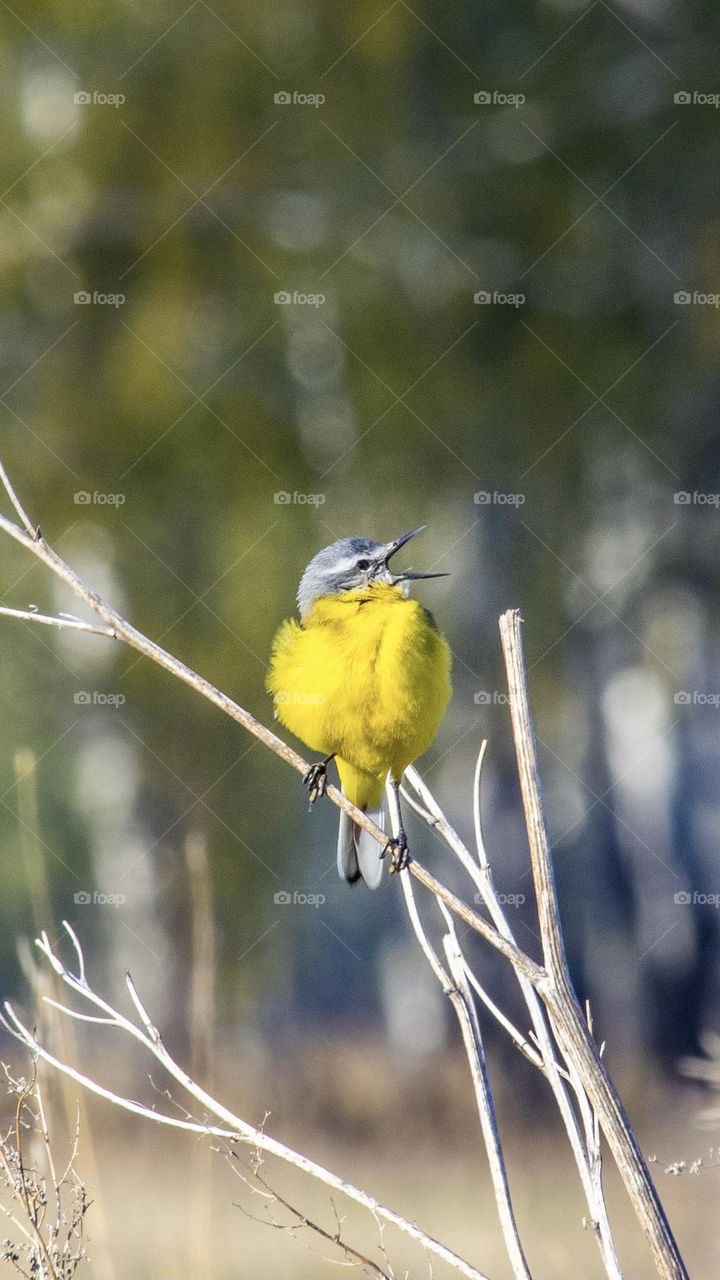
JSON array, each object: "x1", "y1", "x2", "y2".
[
  {"x1": 302, "y1": 760, "x2": 330, "y2": 805},
  {"x1": 382, "y1": 833, "x2": 411, "y2": 874}
]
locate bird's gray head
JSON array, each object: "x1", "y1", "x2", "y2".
[{"x1": 297, "y1": 526, "x2": 447, "y2": 620}]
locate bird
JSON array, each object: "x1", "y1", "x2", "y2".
[{"x1": 267, "y1": 526, "x2": 452, "y2": 887}]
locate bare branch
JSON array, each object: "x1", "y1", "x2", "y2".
[
  {"x1": 228, "y1": 1150, "x2": 395, "y2": 1280},
  {"x1": 2, "y1": 931, "x2": 492, "y2": 1280},
  {"x1": 0, "y1": 465, "x2": 687, "y2": 1280},
  {"x1": 499, "y1": 608, "x2": 687, "y2": 1280},
  {"x1": 0, "y1": 461, "x2": 39, "y2": 540},
  {"x1": 0, "y1": 606, "x2": 115, "y2": 637},
  {"x1": 0, "y1": 462, "x2": 543, "y2": 983},
  {"x1": 407, "y1": 761, "x2": 623, "y2": 1278},
  {"x1": 391, "y1": 784, "x2": 531, "y2": 1280},
  {"x1": 442, "y1": 927, "x2": 531, "y2": 1280},
  {"x1": 0, "y1": 1064, "x2": 88, "y2": 1278}
]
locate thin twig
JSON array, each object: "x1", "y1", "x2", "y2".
[
  {"x1": 442, "y1": 925, "x2": 531, "y2": 1280},
  {"x1": 0, "y1": 605, "x2": 114, "y2": 637},
  {"x1": 406, "y1": 760, "x2": 623, "y2": 1279},
  {"x1": 1, "y1": 928, "x2": 491, "y2": 1280},
  {"x1": 499, "y1": 609, "x2": 687, "y2": 1280},
  {"x1": 0, "y1": 460, "x2": 38, "y2": 539},
  {"x1": 229, "y1": 1151, "x2": 394, "y2": 1280},
  {"x1": 0, "y1": 464, "x2": 543, "y2": 985},
  {"x1": 391, "y1": 786, "x2": 530, "y2": 1280},
  {"x1": 0, "y1": 464, "x2": 686, "y2": 1280}
]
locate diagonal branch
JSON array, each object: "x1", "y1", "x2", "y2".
[
  {"x1": 499, "y1": 609, "x2": 688, "y2": 1280},
  {"x1": 394, "y1": 794, "x2": 531, "y2": 1280},
  {"x1": 0, "y1": 462, "x2": 544, "y2": 987},
  {"x1": 0, "y1": 464, "x2": 688, "y2": 1280},
  {"x1": 404, "y1": 758, "x2": 623, "y2": 1279},
  {"x1": 1, "y1": 927, "x2": 491, "y2": 1280}
]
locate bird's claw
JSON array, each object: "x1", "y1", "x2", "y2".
[
  {"x1": 382, "y1": 834, "x2": 411, "y2": 874},
  {"x1": 302, "y1": 761, "x2": 328, "y2": 804}
]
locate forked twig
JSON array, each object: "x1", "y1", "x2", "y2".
[
  {"x1": 0, "y1": 461, "x2": 542, "y2": 985},
  {"x1": 1, "y1": 926, "x2": 490, "y2": 1280},
  {"x1": 499, "y1": 610, "x2": 687, "y2": 1280},
  {"x1": 394, "y1": 794, "x2": 530, "y2": 1280},
  {"x1": 402, "y1": 757, "x2": 622, "y2": 1279},
  {"x1": 0, "y1": 464, "x2": 688, "y2": 1280}
]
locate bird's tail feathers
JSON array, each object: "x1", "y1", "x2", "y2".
[
  {"x1": 337, "y1": 808, "x2": 361, "y2": 884},
  {"x1": 337, "y1": 800, "x2": 385, "y2": 889}
]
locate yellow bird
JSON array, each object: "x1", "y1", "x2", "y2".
[{"x1": 267, "y1": 527, "x2": 452, "y2": 887}]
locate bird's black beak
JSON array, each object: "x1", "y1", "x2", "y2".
[{"x1": 383, "y1": 526, "x2": 449, "y2": 581}]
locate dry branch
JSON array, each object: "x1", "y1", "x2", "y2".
[
  {"x1": 1, "y1": 926, "x2": 490, "y2": 1280},
  {"x1": 499, "y1": 610, "x2": 688, "y2": 1280},
  {"x1": 0, "y1": 466, "x2": 540, "y2": 984},
  {"x1": 0, "y1": 1064, "x2": 88, "y2": 1278},
  {"x1": 0, "y1": 464, "x2": 689, "y2": 1280}
]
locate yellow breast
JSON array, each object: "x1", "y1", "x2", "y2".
[{"x1": 267, "y1": 583, "x2": 452, "y2": 785}]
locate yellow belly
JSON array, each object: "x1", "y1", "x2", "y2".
[{"x1": 267, "y1": 584, "x2": 452, "y2": 807}]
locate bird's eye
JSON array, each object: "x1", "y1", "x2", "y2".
[{"x1": 356, "y1": 558, "x2": 371, "y2": 571}]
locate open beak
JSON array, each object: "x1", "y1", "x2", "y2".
[{"x1": 383, "y1": 525, "x2": 449, "y2": 581}]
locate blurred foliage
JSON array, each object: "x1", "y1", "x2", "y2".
[{"x1": 0, "y1": 0, "x2": 719, "y2": 1065}]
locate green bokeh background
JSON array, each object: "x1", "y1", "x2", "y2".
[
  {"x1": 1, "y1": 2, "x2": 720, "y2": 1272},
  {"x1": 2, "y1": 0, "x2": 720, "y2": 1022}
]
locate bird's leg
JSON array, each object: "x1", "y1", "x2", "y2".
[
  {"x1": 382, "y1": 777, "x2": 411, "y2": 874},
  {"x1": 302, "y1": 753, "x2": 335, "y2": 804}
]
